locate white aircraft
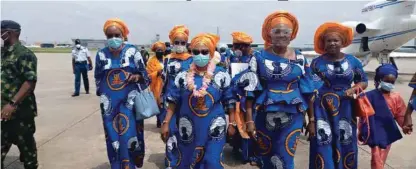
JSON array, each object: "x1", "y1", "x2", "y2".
[{"x1": 302, "y1": 0, "x2": 416, "y2": 66}]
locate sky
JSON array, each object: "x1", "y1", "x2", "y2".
[{"x1": 0, "y1": 0, "x2": 390, "y2": 47}]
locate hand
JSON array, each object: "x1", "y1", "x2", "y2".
[
  {"x1": 227, "y1": 124, "x2": 237, "y2": 137},
  {"x1": 345, "y1": 88, "x2": 355, "y2": 98},
  {"x1": 112, "y1": 141, "x2": 120, "y2": 152},
  {"x1": 88, "y1": 64, "x2": 93, "y2": 71},
  {"x1": 304, "y1": 122, "x2": 316, "y2": 140},
  {"x1": 1, "y1": 104, "x2": 16, "y2": 121},
  {"x1": 126, "y1": 74, "x2": 142, "y2": 83},
  {"x1": 246, "y1": 122, "x2": 256, "y2": 140},
  {"x1": 403, "y1": 114, "x2": 413, "y2": 135},
  {"x1": 160, "y1": 121, "x2": 169, "y2": 143},
  {"x1": 238, "y1": 79, "x2": 250, "y2": 88}
]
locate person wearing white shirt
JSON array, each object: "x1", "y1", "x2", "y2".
[{"x1": 71, "y1": 39, "x2": 92, "y2": 97}]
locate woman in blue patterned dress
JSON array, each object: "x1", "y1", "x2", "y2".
[
  {"x1": 161, "y1": 25, "x2": 194, "y2": 169},
  {"x1": 160, "y1": 33, "x2": 236, "y2": 169},
  {"x1": 94, "y1": 18, "x2": 149, "y2": 169},
  {"x1": 244, "y1": 11, "x2": 316, "y2": 169},
  {"x1": 227, "y1": 31, "x2": 258, "y2": 165},
  {"x1": 308, "y1": 22, "x2": 368, "y2": 169}
]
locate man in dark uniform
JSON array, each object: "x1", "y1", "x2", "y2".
[
  {"x1": 1, "y1": 20, "x2": 38, "y2": 169},
  {"x1": 71, "y1": 39, "x2": 92, "y2": 96}
]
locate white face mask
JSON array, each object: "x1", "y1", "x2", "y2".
[
  {"x1": 75, "y1": 44, "x2": 81, "y2": 48},
  {"x1": 173, "y1": 45, "x2": 187, "y2": 54},
  {"x1": 234, "y1": 50, "x2": 243, "y2": 57}
]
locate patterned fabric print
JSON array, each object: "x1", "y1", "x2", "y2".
[
  {"x1": 309, "y1": 54, "x2": 368, "y2": 169},
  {"x1": 166, "y1": 67, "x2": 235, "y2": 169},
  {"x1": 161, "y1": 57, "x2": 193, "y2": 168},
  {"x1": 1, "y1": 42, "x2": 38, "y2": 119},
  {"x1": 247, "y1": 50, "x2": 316, "y2": 169},
  {"x1": 94, "y1": 44, "x2": 148, "y2": 169},
  {"x1": 1, "y1": 118, "x2": 38, "y2": 169}
]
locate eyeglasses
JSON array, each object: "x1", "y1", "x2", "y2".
[
  {"x1": 270, "y1": 28, "x2": 293, "y2": 36},
  {"x1": 192, "y1": 49, "x2": 209, "y2": 55},
  {"x1": 174, "y1": 41, "x2": 187, "y2": 46},
  {"x1": 233, "y1": 43, "x2": 250, "y2": 49},
  {"x1": 106, "y1": 33, "x2": 122, "y2": 39}
]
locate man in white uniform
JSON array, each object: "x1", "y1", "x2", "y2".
[{"x1": 71, "y1": 39, "x2": 92, "y2": 97}]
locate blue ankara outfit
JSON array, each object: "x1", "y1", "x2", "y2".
[
  {"x1": 228, "y1": 52, "x2": 258, "y2": 164},
  {"x1": 247, "y1": 50, "x2": 315, "y2": 169},
  {"x1": 161, "y1": 55, "x2": 193, "y2": 168},
  {"x1": 94, "y1": 44, "x2": 149, "y2": 169},
  {"x1": 166, "y1": 67, "x2": 235, "y2": 169},
  {"x1": 359, "y1": 89, "x2": 402, "y2": 149},
  {"x1": 309, "y1": 54, "x2": 368, "y2": 169}
]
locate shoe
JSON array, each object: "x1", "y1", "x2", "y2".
[
  {"x1": 19, "y1": 154, "x2": 24, "y2": 162},
  {"x1": 86, "y1": 91, "x2": 90, "y2": 94},
  {"x1": 72, "y1": 93, "x2": 80, "y2": 97},
  {"x1": 157, "y1": 120, "x2": 161, "y2": 128}
]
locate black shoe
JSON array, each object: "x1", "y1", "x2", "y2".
[
  {"x1": 86, "y1": 91, "x2": 90, "y2": 94},
  {"x1": 156, "y1": 120, "x2": 161, "y2": 128},
  {"x1": 19, "y1": 154, "x2": 24, "y2": 162},
  {"x1": 72, "y1": 93, "x2": 79, "y2": 97}
]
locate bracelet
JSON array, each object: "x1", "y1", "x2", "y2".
[{"x1": 245, "y1": 120, "x2": 254, "y2": 124}]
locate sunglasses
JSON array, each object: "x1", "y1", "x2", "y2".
[
  {"x1": 192, "y1": 49, "x2": 209, "y2": 55},
  {"x1": 106, "y1": 33, "x2": 122, "y2": 39},
  {"x1": 233, "y1": 43, "x2": 250, "y2": 49},
  {"x1": 174, "y1": 41, "x2": 187, "y2": 46}
]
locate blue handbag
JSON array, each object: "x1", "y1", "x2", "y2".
[{"x1": 134, "y1": 85, "x2": 160, "y2": 120}]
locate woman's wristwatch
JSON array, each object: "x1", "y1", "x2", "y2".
[
  {"x1": 229, "y1": 121, "x2": 237, "y2": 127},
  {"x1": 9, "y1": 100, "x2": 18, "y2": 108},
  {"x1": 309, "y1": 117, "x2": 315, "y2": 122}
]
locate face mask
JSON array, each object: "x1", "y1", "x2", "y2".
[
  {"x1": 156, "y1": 51, "x2": 164, "y2": 57},
  {"x1": 75, "y1": 44, "x2": 81, "y2": 49},
  {"x1": 380, "y1": 81, "x2": 395, "y2": 92},
  {"x1": 107, "y1": 37, "x2": 123, "y2": 50},
  {"x1": 173, "y1": 45, "x2": 186, "y2": 54},
  {"x1": 234, "y1": 50, "x2": 243, "y2": 57},
  {"x1": 193, "y1": 54, "x2": 210, "y2": 67}
]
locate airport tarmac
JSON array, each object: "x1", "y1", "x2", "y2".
[{"x1": 3, "y1": 53, "x2": 416, "y2": 169}]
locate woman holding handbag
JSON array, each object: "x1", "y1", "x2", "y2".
[
  {"x1": 308, "y1": 22, "x2": 368, "y2": 169},
  {"x1": 94, "y1": 18, "x2": 149, "y2": 169},
  {"x1": 160, "y1": 33, "x2": 236, "y2": 169}
]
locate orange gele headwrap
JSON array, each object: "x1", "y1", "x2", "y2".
[
  {"x1": 169, "y1": 25, "x2": 190, "y2": 44},
  {"x1": 231, "y1": 32, "x2": 253, "y2": 44},
  {"x1": 190, "y1": 33, "x2": 220, "y2": 58},
  {"x1": 103, "y1": 18, "x2": 130, "y2": 38},
  {"x1": 262, "y1": 11, "x2": 299, "y2": 48},
  {"x1": 314, "y1": 22, "x2": 353, "y2": 54},
  {"x1": 151, "y1": 41, "x2": 166, "y2": 52}
]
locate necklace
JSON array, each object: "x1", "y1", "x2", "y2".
[{"x1": 186, "y1": 61, "x2": 216, "y2": 97}]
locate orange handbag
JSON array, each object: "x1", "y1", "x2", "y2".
[
  {"x1": 354, "y1": 86, "x2": 374, "y2": 145},
  {"x1": 354, "y1": 86, "x2": 375, "y2": 117}
]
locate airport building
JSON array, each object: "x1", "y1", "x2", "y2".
[{"x1": 71, "y1": 39, "x2": 107, "y2": 49}]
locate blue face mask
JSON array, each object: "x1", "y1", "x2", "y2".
[
  {"x1": 107, "y1": 37, "x2": 123, "y2": 49},
  {"x1": 193, "y1": 54, "x2": 210, "y2": 67},
  {"x1": 380, "y1": 81, "x2": 395, "y2": 92}
]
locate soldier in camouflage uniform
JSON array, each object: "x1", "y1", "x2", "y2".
[{"x1": 1, "y1": 20, "x2": 38, "y2": 169}]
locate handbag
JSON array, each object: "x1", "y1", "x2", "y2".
[
  {"x1": 134, "y1": 85, "x2": 161, "y2": 120},
  {"x1": 354, "y1": 86, "x2": 375, "y2": 117},
  {"x1": 354, "y1": 86, "x2": 374, "y2": 145}
]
